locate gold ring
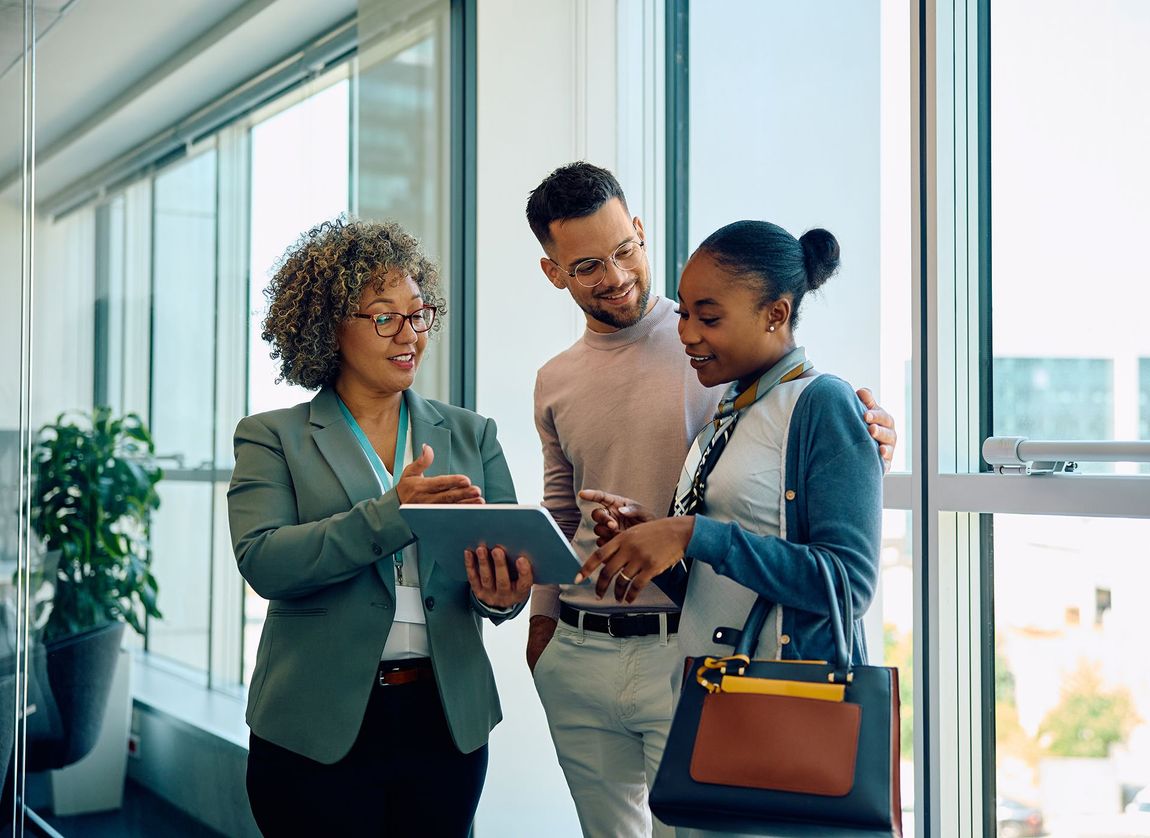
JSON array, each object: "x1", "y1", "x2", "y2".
[{"x1": 619, "y1": 571, "x2": 634, "y2": 583}]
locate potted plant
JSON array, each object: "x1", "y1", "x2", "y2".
[
  {"x1": 23, "y1": 407, "x2": 162, "y2": 814},
  {"x1": 32, "y1": 407, "x2": 162, "y2": 641}
]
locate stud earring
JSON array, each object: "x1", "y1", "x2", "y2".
[{"x1": 768, "y1": 325, "x2": 776, "y2": 332}]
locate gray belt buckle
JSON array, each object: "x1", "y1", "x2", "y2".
[{"x1": 606, "y1": 615, "x2": 620, "y2": 637}]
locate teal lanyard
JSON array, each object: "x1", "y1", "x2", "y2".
[{"x1": 337, "y1": 394, "x2": 410, "y2": 582}]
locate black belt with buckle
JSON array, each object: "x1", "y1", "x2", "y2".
[{"x1": 559, "y1": 603, "x2": 680, "y2": 638}]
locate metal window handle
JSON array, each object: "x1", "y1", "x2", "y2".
[{"x1": 982, "y1": 437, "x2": 1150, "y2": 474}]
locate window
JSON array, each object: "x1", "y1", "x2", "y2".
[
  {"x1": 148, "y1": 150, "x2": 219, "y2": 673},
  {"x1": 982, "y1": 4, "x2": 1150, "y2": 833},
  {"x1": 248, "y1": 78, "x2": 350, "y2": 416},
  {"x1": 923, "y1": 1, "x2": 1150, "y2": 834},
  {"x1": 993, "y1": 515, "x2": 1150, "y2": 835},
  {"x1": 354, "y1": 2, "x2": 453, "y2": 402}
]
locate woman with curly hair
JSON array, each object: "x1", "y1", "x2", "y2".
[{"x1": 228, "y1": 217, "x2": 532, "y2": 835}]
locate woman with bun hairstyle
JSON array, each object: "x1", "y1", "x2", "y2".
[{"x1": 578, "y1": 219, "x2": 883, "y2": 693}]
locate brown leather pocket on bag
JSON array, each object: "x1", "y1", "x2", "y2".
[{"x1": 690, "y1": 692, "x2": 861, "y2": 796}]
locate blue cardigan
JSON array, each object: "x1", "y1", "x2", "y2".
[{"x1": 684, "y1": 374, "x2": 883, "y2": 664}]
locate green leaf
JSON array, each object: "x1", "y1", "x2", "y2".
[{"x1": 32, "y1": 407, "x2": 163, "y2": 641}]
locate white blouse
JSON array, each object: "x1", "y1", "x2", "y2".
[{"x1": 675, "y1": 376, "x2": 819, "y2": 666}]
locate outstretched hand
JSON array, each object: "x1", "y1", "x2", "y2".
[
  {"x1": 578, "y1": 489, "x2": 656, "y2": 546},
  {"x1": 396, "y1": 444, "x2": 484, "y2": 504},
  {"x1": 574, "y1": 516, "x2": 695, "y2": 604},
  {"x1": 856, "y1": 388, "x2": 897, "y2": 473}
]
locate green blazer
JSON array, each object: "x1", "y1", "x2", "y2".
[{"x1": 228, "y1": 386, "x2": 519, "y2": 764}]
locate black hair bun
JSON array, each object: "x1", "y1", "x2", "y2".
[{"x1": 799, "y1": 228, "x2": 840, "y2": 291}]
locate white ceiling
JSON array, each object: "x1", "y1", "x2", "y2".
[
  {"x1": 0, "y1": 0, "x2": 73, "y2": 81},
  {"x1": 0, "y1": 0, "x2": 355, "y2": 204}
]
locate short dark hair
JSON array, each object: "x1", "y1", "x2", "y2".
[
  {"x1": 695, "y1": 221, "x2": 840, "y2": 328},
  {"x1": 261, "y1": 217, "x2": 444, "y2": 390},
  {"x1": 526, "y1": 162, "x2": 629, "y2": 249}
]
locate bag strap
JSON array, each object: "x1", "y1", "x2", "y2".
[
  {"x1": 732, "y1": 597, "x2": 773, "y2": 660},
  {"x1": 732, "y1": 552, "x2": 855, "y2": 681},
  {"x1": 823, "y1": 553, "x2": 854, "y2": 681}
]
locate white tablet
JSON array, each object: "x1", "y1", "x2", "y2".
[{"x1": 398, "y1": 503, "x2": 584, "y2": 586}]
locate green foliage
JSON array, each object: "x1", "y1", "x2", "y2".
[
  {"x1": 994, "y1": 639, "x2": 1042, "y2": 771},
  {"x1": 884, "y1": 623, "x2": 915, "y2": 761},
  {"x1": 1038, "y1": 660, "x2": 1141, "y2": 758},
  {"x1": 995, "y1": 640, "x2": 1017, "y2": 706},
  {"x1": 31, "y1": 407, "x2": 162, "y2": 641}
]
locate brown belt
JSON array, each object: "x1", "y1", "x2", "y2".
[{"x1": 378, "y1": 658, "x2": 434, "y2": 687}]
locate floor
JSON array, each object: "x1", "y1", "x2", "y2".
[{"x1": 32, "y1": 780, "x2": 224, "y2": 838}]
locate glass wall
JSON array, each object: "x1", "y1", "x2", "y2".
[
  {"x1": 993, "y1": 514, "x2": 1150, "y2": 836},
  {"x1": 985, "y1": 3, "x2": 1150, "y2": 835},
  {"x1": 924, "y1": 1, "x2": 1150, "y2": 834},
  {"x1": 0, "y1": 0, "x2": 31, "y2": 821},
  {"x1": 991, "y1": 0, "x2": 1150, "y2": 476}
]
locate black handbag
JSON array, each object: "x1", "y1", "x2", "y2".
[{"x1": 649, "y1": 554, "x2": 903, "y2": 837}]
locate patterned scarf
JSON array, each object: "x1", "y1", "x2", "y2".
[{"x1": 654, "y1": 346, "x2": 811, "y2": 604}]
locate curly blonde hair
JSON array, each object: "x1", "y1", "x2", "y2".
[{"x1": 261, "y1": 217, "x2": 446, "y2": 390}]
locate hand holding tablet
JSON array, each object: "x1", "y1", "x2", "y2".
[
  {"x1": 464, "y1": 545, "x2": 533, "y2": 609},
  {"x1": 398, "y1": 504, "x2": 584, "y2": 586}
]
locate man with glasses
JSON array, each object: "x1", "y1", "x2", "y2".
[{"x1": 524, "y1": 161, "x2": 897, "y2": 837}]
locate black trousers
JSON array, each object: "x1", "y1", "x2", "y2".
[{"x1": 247, "y1": 669, "x2": 488, "y2": 837}]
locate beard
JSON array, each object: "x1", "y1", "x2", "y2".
[{"x1": 579, "y1": 279, "x2": 653, "y2": 330}]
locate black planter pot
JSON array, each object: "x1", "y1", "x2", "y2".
[
  {"x1": 27, "y1": 620, "x2": 126, "y2": 771},
  {"x1": 0, "y1": 619, "x2": 127, "y2": 821}
]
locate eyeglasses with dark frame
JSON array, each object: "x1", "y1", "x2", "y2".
[
  {"x1": 350, "y1": 306, "x2": 438, "y2": 338},
  {"x1": 550, "y1": 237, "x2": 647, "y2": 288}
]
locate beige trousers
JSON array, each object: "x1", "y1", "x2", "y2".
[{"x1": 532, "y1": 618, "x2": 682, "y2": 838}]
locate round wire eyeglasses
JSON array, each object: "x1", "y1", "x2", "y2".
[{"x1": 552, "y1": 238, "x2": 646, "y2": 288}]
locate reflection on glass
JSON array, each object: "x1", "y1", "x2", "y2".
[
  {"x1": 357, "y1": 37, "x2": 440, "y2": 236},
  {"x1": 993, "y1": 514, "x2": 1150, "y2": 837},
  {"x1": 992, "y1": 2, "x2": 1150, "y2": 477},
  {"x1": 355, "y1": 12, "x2": 451, "y2": 402}
]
